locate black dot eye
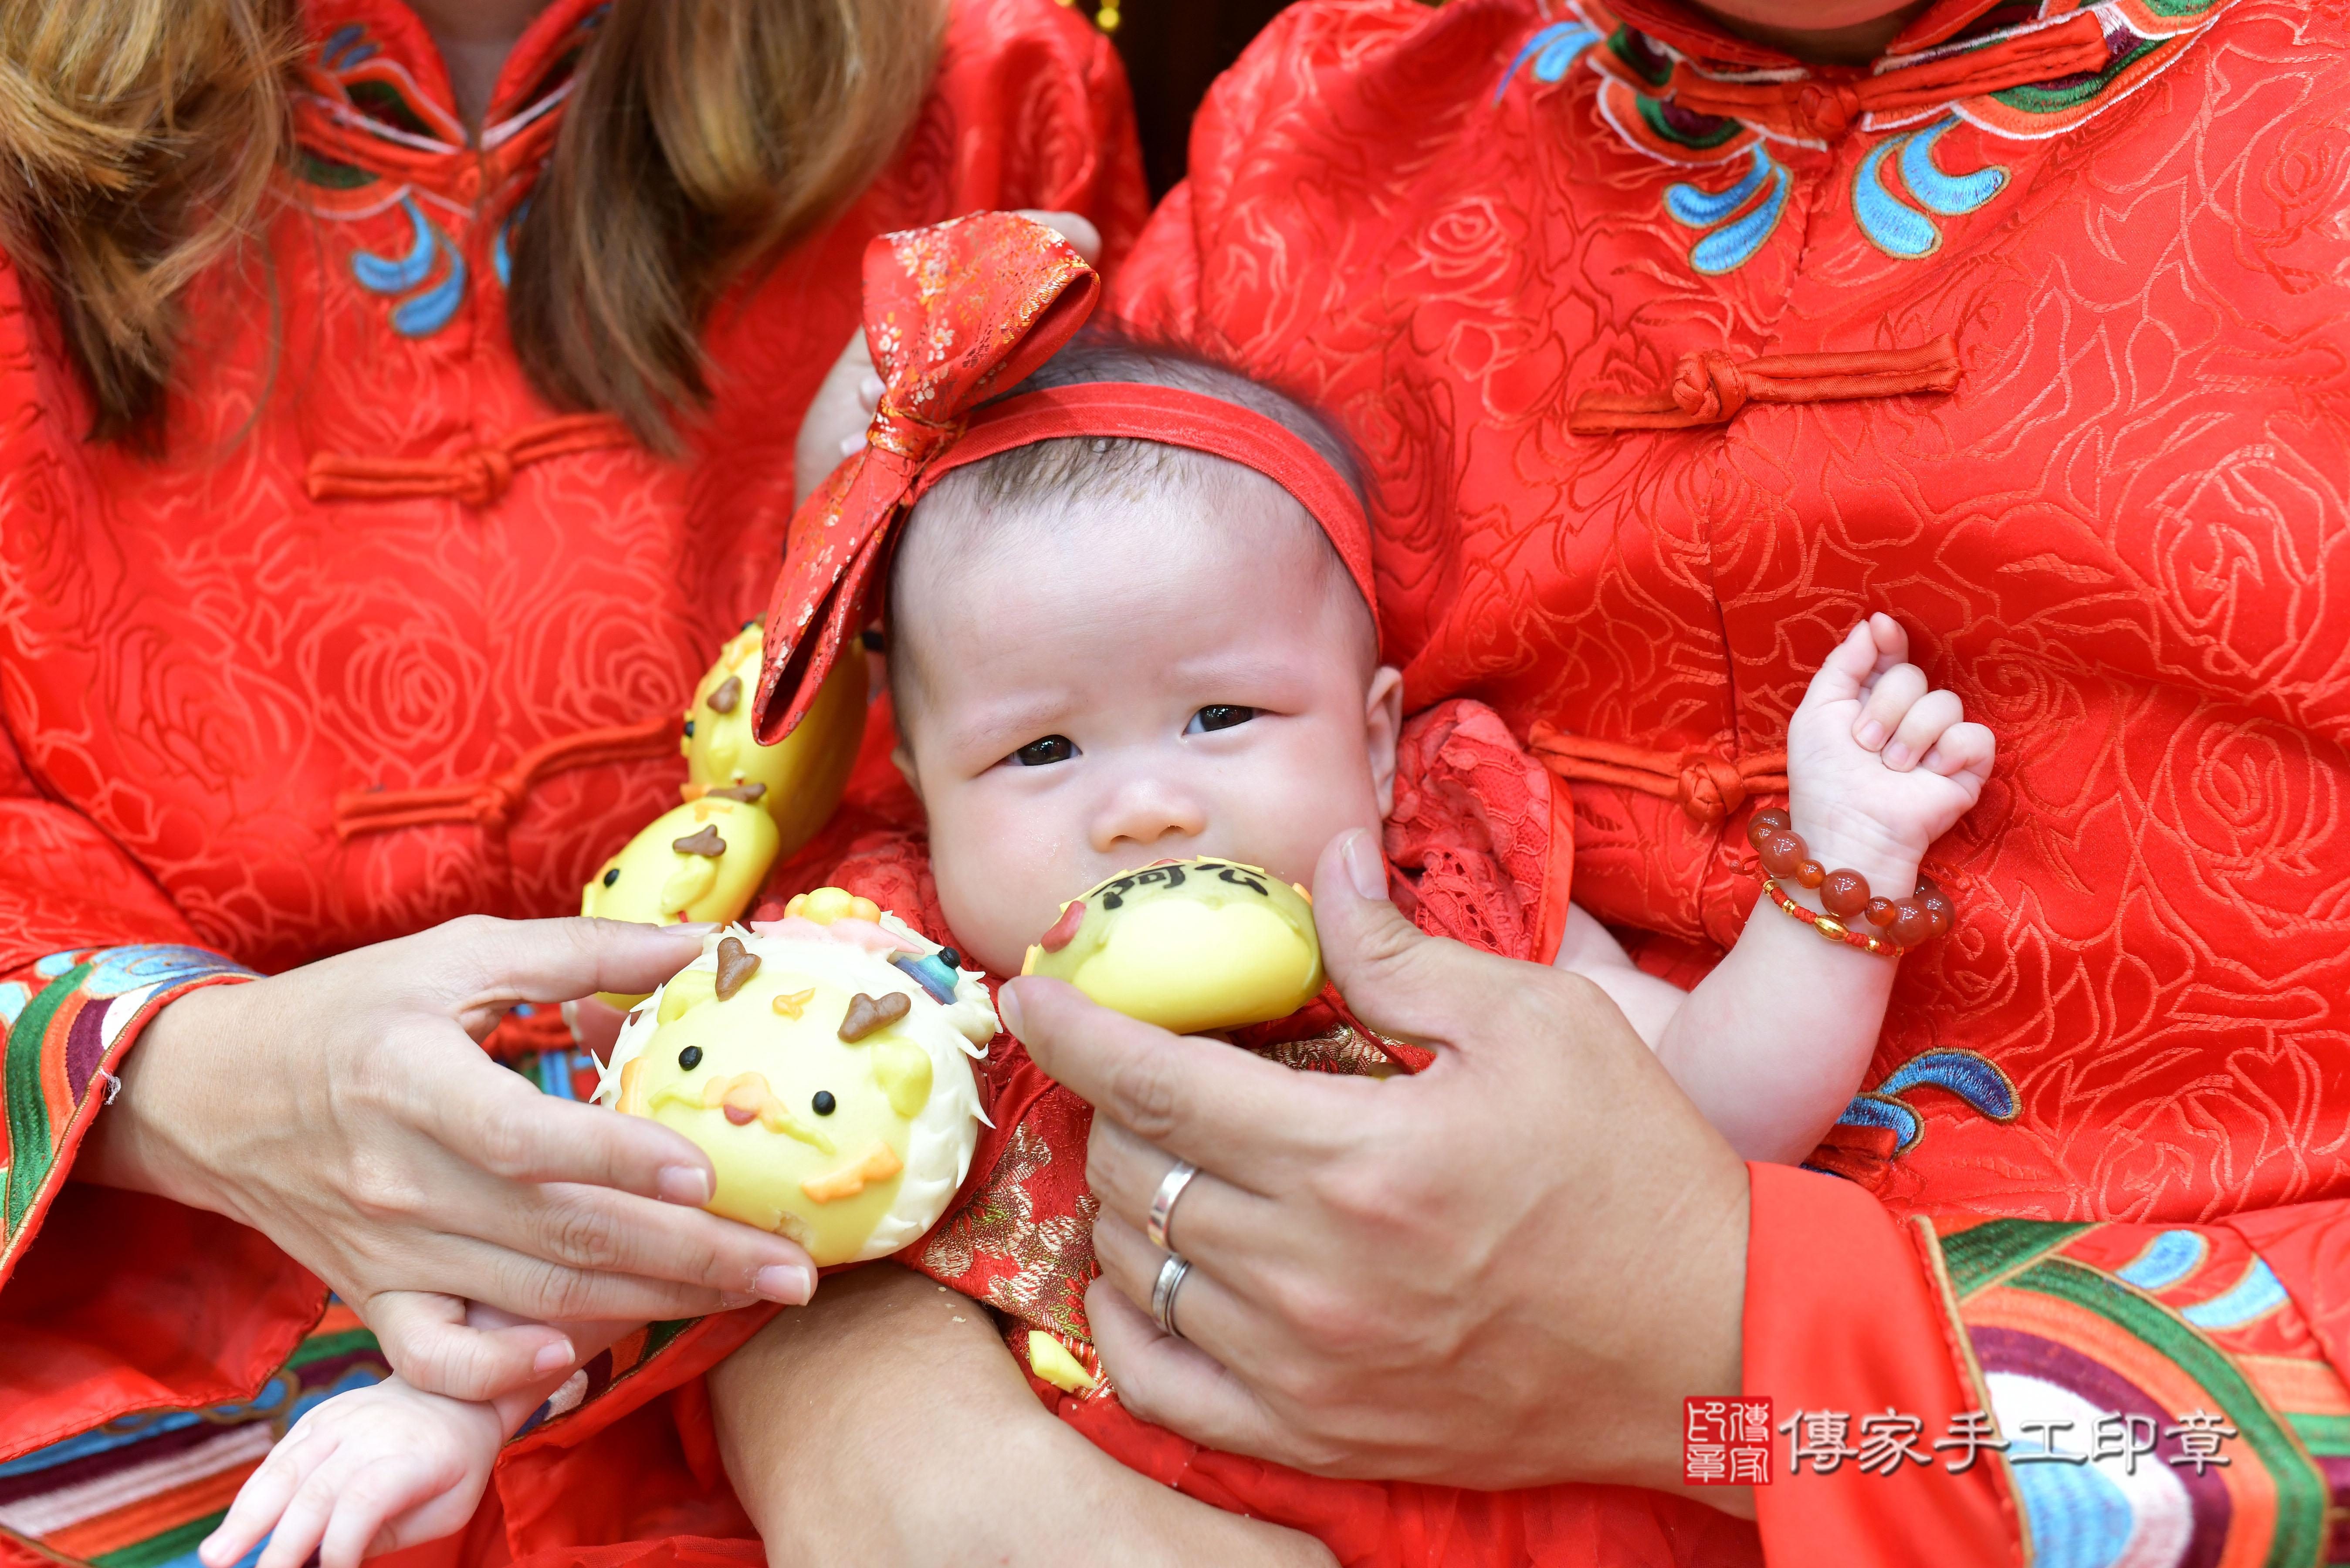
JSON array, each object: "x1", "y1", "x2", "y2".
[
  {"x1": 1011, "y1": 734, "x2": 1077, "y2": 767},
  {"x1": 678, "y1": 1045, "x2": 703, "y2": 1070},
  {"x1": 1188, "y1": 704, "x2": 1256, "y2": 735},
  {"x1": 602, "y1": 867, "x2": 621, "y2": 887},
  {"x1": 812, "y1": 1091, "x2": 836, "y2": 1115},
  {"x1": 683, "y1": 719, "x2": 696, "y2": 738},
  {"x1": 937, "y1": 948, "x2": 959, "y2": 969}
]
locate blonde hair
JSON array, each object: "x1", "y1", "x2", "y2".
[{"x1": 0, "y1": 0, "x2": 942, "y2": 451}]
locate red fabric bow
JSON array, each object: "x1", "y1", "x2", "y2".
[{"x1": 752, "y1": 213, "x2": 1100, "y2": 743}]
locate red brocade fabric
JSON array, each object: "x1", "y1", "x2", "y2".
[
  {"x1": 1101, "y1": 0, "x2": 2350, "y2": 1563},
  {"x1": 0, "y1": 0, "x2": 1145, "y2": 1550}
]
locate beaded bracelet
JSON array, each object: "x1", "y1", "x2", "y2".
[{"x1": 1745, "y1": 807, "x2": 1952, "y2": 958}]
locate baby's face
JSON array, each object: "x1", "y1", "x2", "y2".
[{"x1": 892, "y1": 481, "x2": 1401, "y2": 978}]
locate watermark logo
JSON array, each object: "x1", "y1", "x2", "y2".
[{"x1": 1683, "y1": 1397, "x2": 1773, "y2": 1485}]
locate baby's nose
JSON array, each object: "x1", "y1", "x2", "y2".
[{"x1": 1090, "y1": 777, "x2": 1207, "y2": 856}]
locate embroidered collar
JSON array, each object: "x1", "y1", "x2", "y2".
[{"x1": 291, "y1": 0, "x2": 608, "y2": 211}]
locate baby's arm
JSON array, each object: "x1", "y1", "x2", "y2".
[
  {"x1": 712, "y1": 1263, "x2": 1336, "y2": 1568},
  {"x1": 1558, "y1": 615, "x2": 1994, "y2": 1162},
  {"x1": 200, "y1": 1304, "x2": 637, "y2": 1568}
]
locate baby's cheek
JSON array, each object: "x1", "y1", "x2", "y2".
[{"x1": 925, "y1": 794, "x2": 1074, "y2": 977}]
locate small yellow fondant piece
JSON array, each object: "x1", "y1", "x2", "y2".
[
  {"x1": 802, "y1": 1141, "x2": 904, "y2": 1204},
  {"x1": 651, "y1": 1071, "x2": 836, "y2": 1152},
  {"x1": 683, "y1": 625, "x2": 866, "y2": 860},
  {"x1": 1024, "y1": 857, "x2": 1323, "y2": 1034},
  {"x1": 658, "y1": 856, "x2": 719, "y2": 913},
  {"x1": 617, "y1": 1056, "x2": 649, "y2": 1116},
  {"x1": 1026, "y1": 1331, "x2": 1099, "y2": 1393},
  {"x1": 788, "y1": 886, "x2": 881, "y2": 926},
  {"x1": 772, "y1": 987, "x2": 816, "y2": 1020}
]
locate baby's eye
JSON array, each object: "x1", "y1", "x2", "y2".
[
  {"x1": 1010, "y1": 735, "x2": 1078, "y2": 767},
  {"x1": 1187, "y1": 705, "x2": 1257, "y2": 735}
]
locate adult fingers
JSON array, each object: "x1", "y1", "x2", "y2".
[
  {"x1": 1804, "y1": 619, "x2": 1883, "y2": 706},
  {"x1": 1086, "y1": 1277, "x2": 1294, "y2": 1462},
  {"x1": 1012, "y1": 209, "x2": 1104, "y2": 263},
  {"x1": 1308, "y1": 829, "x2": 1537, "y2": 1050},
  {"x1": 1920, "y1": 720, "x2": 1997, "y2": 787},
  {"x1": 413, "y1": 1058, "x2": 717, "y2": 1201},
  {"x1": 364, "y1": 1292, "x2": 572, "y2": 1403},
  {"x1": 431, "y1": 916, "x2": 711, "y2": 1017},
  {"x1": 1002, "y1": 978, "x2": 1348, "y2": 1190},
  {"x1": 515, "y1": 1182, "x2": 816, "y2": 1303},
  {"x1": 1084, "y1": 1116, "x2": 1281, "y2": 1264},
  {"x1": 1880, "y1": 687, "x2": 1962, "y2": 771},
  {"x1": 1851, "y1": 663, "x2": 1928, "y2": 752}
]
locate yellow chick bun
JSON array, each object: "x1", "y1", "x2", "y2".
[
  {"x1": 683, "y1": 623, "x2": 865, "y2": 860},
  {"x1": 596, "y1": 899, "x2": 993, "y2": 1267},
  {"x1": 580, "y1": 796, "x2": 780, "y2": 1008},
  {"x1": 1020, "y1": 857, "x2": 1322, "y2": 1035}
]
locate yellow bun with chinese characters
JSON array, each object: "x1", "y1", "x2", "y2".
[
  {"x1": 596, "y1": 897, "x2": 993, "y2": 1266},
  {"x1": 683, "y1": 623, "x2": 866, "y2": 859},
  {"x1": 1020, "y1": 857, "x2": 1321, "y2": 1035}
]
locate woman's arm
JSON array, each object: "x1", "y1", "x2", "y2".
[{"x1": 710, "y1": 1263, "x2": 1335, "y2": 1568}]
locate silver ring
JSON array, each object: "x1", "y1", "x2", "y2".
[
  {"x1": 1150, "y1": 1252, "x2": 1192, "y2": 1339},
  {"x1": 1146, "y1": 1159, "x2": 1200, "y2": 1251}
]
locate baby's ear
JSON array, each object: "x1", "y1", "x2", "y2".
[{"x1": 1365, "y1": 666, "x2": 1405, "y2": 818}]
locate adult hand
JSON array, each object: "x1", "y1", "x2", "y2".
[
  {"x1": 1003, "y1": 831, "x2": 1754, "y2": 1500},
  {"x1": 792, "y1": 209, "x2": 1104, "y2": 504},
  {"x1": 78, "y1": 916, "x2": 818, "y2": 1402}
]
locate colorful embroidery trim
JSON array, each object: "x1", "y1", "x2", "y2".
[
  {"x1": 1498, "y1": 0, "x2": 2238, "y2": 275},
  {"x1": 2, "y1": 945, "x2": 258, "y2": 1279}
]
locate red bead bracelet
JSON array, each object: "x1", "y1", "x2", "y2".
[{"x1": 1744, "y1": 807, "x2": 1952, "y2": 957}]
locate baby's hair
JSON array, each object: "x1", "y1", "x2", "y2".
[{"x1": 884, "y1": 333, "x2": 1374, "y2": 733}]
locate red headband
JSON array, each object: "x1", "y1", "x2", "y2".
[
  {"x1": 916, "y1": 383, "x2": 1376, "y2": 616},
  {"x1": 753, "y1": 212, "x2": 1374, "y2": 744}
]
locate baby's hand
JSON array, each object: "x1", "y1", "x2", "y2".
[
  {"x1": 199, "y1": 1378, "x2": 502, "y2": 1568},
  {"x1": 1785, "y1": 615, "x2": 1994, "y2": 881}
]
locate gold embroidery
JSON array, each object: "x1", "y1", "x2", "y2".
[{"x1": 922, "y1": 1121, "x2": 1100, "y2": 1342}]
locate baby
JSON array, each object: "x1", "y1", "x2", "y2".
[{"x1": 202, "y1": 332, "x2": 1991, "y2": 1568}]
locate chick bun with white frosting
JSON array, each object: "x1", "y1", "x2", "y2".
[{"x1": 596, "y1": 887, "x2": 993, "y2": 1266}]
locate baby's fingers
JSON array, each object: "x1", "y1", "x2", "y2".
[
  {"x1": 201, "y1": 1430, "x2": 335, "y2": 1567},
  {"x1": 253, "y1": 1458, "x2": 346, "y2": 1568},
  {"x1": 1807, "y1": 620, "x2": 1886, "y2": 707},
  {"x1": 1853, "y1": 663, "x2": 1929, "y2": 752},
  {"x1": 1920, "y1": 721, "x2": 1996, "y2": 790},
  {"x1": 317, "y1": 1461, "x2": 434, "y2": 1568},
  {"x1": 1881, "y1": 689, "x2": 1962, "y2": 771}
]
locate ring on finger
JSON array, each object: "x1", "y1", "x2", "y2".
[
  {"x1": 1146, "y1": 1159, "x2": 1200, "y2": 1251},
  {"x1": 1151, "y1": 1252, "x2": 1192, "y2": 1339}
]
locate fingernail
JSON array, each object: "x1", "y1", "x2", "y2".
[
  {"x1": 532, "y1": 1338, "x2": 574, "y2": 1375},
  {"x1": 1854, "y1": 719, "x2": 1886, "y2": 750},
  {"x1": 1342, "y1": 828, "x2": 1388, "y2": 901},
  {"x1": 1883, "y1": 741, "x2": 1912, "y2": 770},
  {"x1": 719, "y1": 1291, "x2": 757, "y2": 1309},
  {"x1": 657, "y1": 1164, "x2": 712, "y2": 1206},
  {"x1": 755, "y1": 1264, "x2": 815, "y2": 1305},
  {"x1": 996, "y1": 982, "x2": 1026, "y2": 1039},
  {"x1": 669, "y1": 922, "x2": 720, "y2": 937}
]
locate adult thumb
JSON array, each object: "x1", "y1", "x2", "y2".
[{"x1": 1310, "y1": 828, "x2": 1501, "y2": 1050}]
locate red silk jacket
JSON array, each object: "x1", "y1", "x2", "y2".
[
  {"x1": 0, "y1": 0, "x2": 1142, "y2": 1551},
  {"x1": 1104, "y1": 0, "x2": 2350, "y2": 1564}
]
